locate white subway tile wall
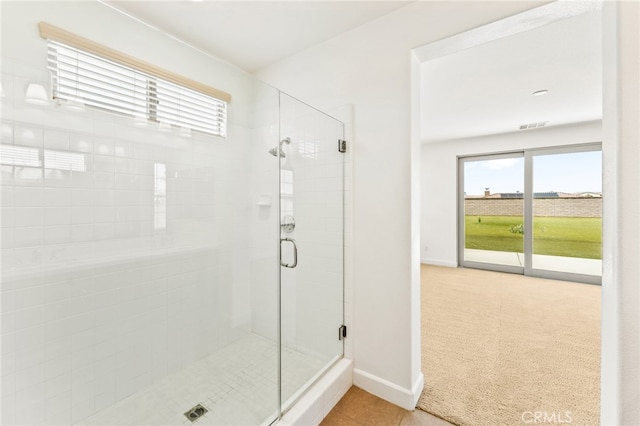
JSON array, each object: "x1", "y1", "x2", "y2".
[{"x1": 1, "y1": 58, "x2": 259, "y2": 425}]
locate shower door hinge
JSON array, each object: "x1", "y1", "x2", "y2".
[
  {"x1": 338, "y1": 325, "x2": 347, "y2": 340},
  {"x1": 338, "y1": 139, "x2": 347, "y2": 153}
]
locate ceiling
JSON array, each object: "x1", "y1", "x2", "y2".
[
  {"x1": 420, "y1": 8, "x2": 602, "y2": 143},
  {"x1": 106, "y1": 0, "x2": 410, "y2": 72},
  {"x1": 103, "y1": 1, "x2": 601, "y2": 142}
]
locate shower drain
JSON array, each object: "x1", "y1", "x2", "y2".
[{"x1": 184, "y1": 404, "x2": 208, "y2": 422}]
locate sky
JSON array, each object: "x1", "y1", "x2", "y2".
[{"x1": 464, "y1": 151, "x2": 602, "y2": 195}]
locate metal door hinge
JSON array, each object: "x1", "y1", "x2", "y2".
[
  {"x1": 338, "y1": 139, "x2": 347, "y2": 153},
  {"x1": 339, "y1": 325, "x2": 347, "y2": 340}
]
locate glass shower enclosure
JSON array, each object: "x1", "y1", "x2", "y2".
[
  {"x1": 0, "y1": 35, "x2": 344, "y2": 426},
  {"x1": 278, "y1": 93, "x2": 345, "y2": 414},
  {"x1": 246, "y1": 87, "x2": 346, "y2": 424}
]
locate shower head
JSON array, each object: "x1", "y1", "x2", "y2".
[
  {"x1": 269, "y1": 137, "x2": 291, "y2": 157},
  {"x1": 268, "y1": 146, "x2": 284, "y2": 157}
]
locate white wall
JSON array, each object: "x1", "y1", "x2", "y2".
[
  {"x1": 601, "y1": 2, "x2": 640, "y2": 425},
  {"x1": 256, "y1": 0, "x2": 549, "y2": 409},
  {"x1": 420, "y1": 120, "x2": 602, "y2": 267}
]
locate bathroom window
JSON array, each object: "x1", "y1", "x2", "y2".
[{"x1": 46, "y1": 39, "x2": 228, "y2": 137}]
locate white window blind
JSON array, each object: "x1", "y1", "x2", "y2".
[{"x1": 47, "y1": 40, "x2": 227, "y2": 137}]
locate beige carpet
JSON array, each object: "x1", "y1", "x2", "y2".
[{"x1": 418, "y1": 265, "x2": 601, "y2": 426}]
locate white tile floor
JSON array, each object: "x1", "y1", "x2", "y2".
[{"x1": 78, "y1": 334, "x2": 325, "y2": 426}]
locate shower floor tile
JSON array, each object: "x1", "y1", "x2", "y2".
[{"x1": 78, "y1": 334, "x2": 325, "y2": 426}]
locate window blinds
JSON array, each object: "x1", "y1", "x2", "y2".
[{"x1": 42, "y1": 23, "x2": 229, "y2": 138}]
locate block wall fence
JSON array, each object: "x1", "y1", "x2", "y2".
[{"x1": 464, "y1": 198, "x2": 602, "y2": 218}]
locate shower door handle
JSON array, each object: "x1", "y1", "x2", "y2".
[{"x1": 280, "y1": 238, "x2": 298, "y2": 268}]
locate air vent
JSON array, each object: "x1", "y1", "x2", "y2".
[{"x1": 519, "y1": 121, "x2": 548, "y2": 130}]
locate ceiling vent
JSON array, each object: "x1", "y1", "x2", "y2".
[{"x1": 519, "y1": 121, "x2": 548, "y2": 130}]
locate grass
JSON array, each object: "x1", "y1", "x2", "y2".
[{"x1": 465, "y1": 215, "x2": 602, "y2": 259}]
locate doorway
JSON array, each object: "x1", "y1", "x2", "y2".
[{"x1": 413, "y1": 1, "x2": 605, "y2": 424}]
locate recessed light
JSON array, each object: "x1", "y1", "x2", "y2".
[{"x1": 532, "y1": 89, "x2": 549, "y2": 96}]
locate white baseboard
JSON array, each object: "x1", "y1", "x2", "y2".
[
  {"x1": 411, "y1": 372, "x2": 425, "y2": 407},
  {"x1": 353, "y1": 368, "x2": 424, "y2": 411},
  {"x1": 420, "y1": 258, "x2": 458, "y2": 267}
]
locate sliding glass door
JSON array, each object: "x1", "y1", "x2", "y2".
[
  {"x1": 529, "y1": 148, "x2": 602, "y2": 282},
  {"x1": 459, "y1": 144, "x2": 602, "y2": 284},
  {"x1": 459, "y1": 153, "x2": 525, "y2": 273}
]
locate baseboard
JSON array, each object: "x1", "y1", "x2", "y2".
[
  {"x1": 412, "y1": 372, "x2": 425, "y2": 407},
  {"x1": 353, "y1": 368, "x2": 423, "y2": 411},
  {"x1": 420, "y1": 258, "x2": 458, "y2": 267}
]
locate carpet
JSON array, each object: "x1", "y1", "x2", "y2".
[{"x1": 417, "y1": 265, "x2": 601, "y2": 426}]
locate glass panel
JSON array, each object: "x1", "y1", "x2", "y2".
[
  {"x1": 279, "y1": 93, "x2": 344, "y2": 411},
  {"x1": 463, "y1": 156, "x2": 525, "y2": 268},
  {"x1": 532, "y1": 150, "x2": 602, "y2": 276}
]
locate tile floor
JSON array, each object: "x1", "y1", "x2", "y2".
[
  {"x1": 78, "y1": 334, "x2": 324, "y2": 426},
  {"x1": 320, "y1": 387, "x2": 453, "y2": 426}
]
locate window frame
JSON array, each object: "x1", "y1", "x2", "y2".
[{"x1": 40, "y1": 22, "x2": 231, "y2": 138}]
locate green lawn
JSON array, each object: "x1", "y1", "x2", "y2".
[{"x1": 464, "y1": 216, "x2": 602, "y2": 259}]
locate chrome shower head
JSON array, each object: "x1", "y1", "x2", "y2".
[
  {"x1": 269, "y1": 137, "x2": 291, "y2": 157},
  {"x1": 269, "y1": 146, "x2": 284, "y2": 157}
]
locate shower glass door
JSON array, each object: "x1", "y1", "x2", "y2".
[{"x1": 278, "y1": 93, "x2": 344, "y2": 412}]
